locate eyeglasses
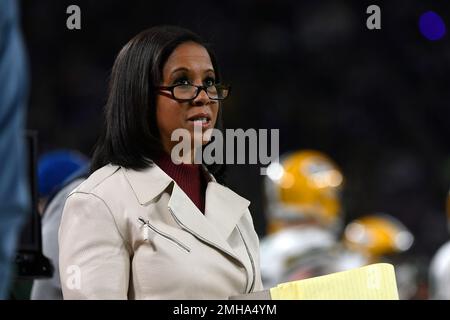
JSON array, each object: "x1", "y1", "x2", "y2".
[{"x1": 156, "y1": 83, "x2": 231, "y2": 101}]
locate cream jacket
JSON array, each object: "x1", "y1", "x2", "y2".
[{"x1": 58, "y1": 163, "x2": 263, "y2": 299}]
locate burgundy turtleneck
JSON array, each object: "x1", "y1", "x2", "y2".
[{"x1": 154, "y1": 152, "x2": 206, "y2": 214}]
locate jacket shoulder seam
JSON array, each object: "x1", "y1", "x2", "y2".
[
  {"x1": 67, "y1": 191, "x2": 132, "y2": 253},
  {"x1": 86, "y1": 166, "x2": 121, "y2": 193}
]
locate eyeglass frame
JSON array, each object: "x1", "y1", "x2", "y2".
[{"x1": 155, "y1": 83, "x2": 231, "y2": 102}]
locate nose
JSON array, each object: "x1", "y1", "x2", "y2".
[{"x1": 191, "y1": 86, "x2": 211, "y2": 106}]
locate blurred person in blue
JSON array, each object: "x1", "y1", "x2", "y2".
[
  {"x1": 0, "y1": 0, "x2": 30, "y2": 299},
  {"x1": 30, "y1": 150, "x2": 89, "y2": 300},
  {"x1": 35, "y1": 150, "x2": 89, "y2": 214},
  {"x1": 429, "y1": 190, "x2": 450, "y2": 299}
]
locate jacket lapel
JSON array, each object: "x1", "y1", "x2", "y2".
[
  {"x1": 167, "y1": 182, "x2": 250, "y2": 264},
  {"x1": 204, "y1": 181, "x2": 250, "y2": 240},
  {"x1": 124, "y1": 164, "x2": 251, "y2": 265}
]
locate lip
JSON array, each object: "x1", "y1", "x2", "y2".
[
  {"x1": 187, "y1": 112, "x2": 211, "y2": 121},
  {"x1": 187, "y1": 112, "x2": 212, "y2": 129}
]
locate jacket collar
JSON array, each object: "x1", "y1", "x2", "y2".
[
  {"x1": 123, "y1": 163, "x2": 251, "y2": 261},
  {"x1": 123, "y1": 164, "x2": 173, "y2": 206}
]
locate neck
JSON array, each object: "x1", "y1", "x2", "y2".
[{"x1": 162, "y1": 146, "x2": 203, "y2": 165}]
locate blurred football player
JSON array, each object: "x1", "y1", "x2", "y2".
[
  {"x1": 260, "y1": 150, "x2": 345, "y2": 288},
  {"x1": 30, "y1": 150, "x2": 89, "y2": 300},
  {"x1": 429, "y1": 190, "x2": 450, "y2": 299},
  {"x1": 342, "y1": 213, "x2": 416, "y2": 299}
]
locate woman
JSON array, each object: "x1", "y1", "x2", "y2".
[{"x1": 59, "y1": 25, "x2": 263, "y2": 299}]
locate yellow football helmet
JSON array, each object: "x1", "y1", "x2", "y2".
[
  {"x1": 264, "y1": 150, "x2": 344, "y2": 234},
  {"x1": 343, "y1": 214, "x2": 414, "y2": 260}
]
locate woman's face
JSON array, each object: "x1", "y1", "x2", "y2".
[{"x1": 156, "y1": 41, "x2": 219, "y2": 156}]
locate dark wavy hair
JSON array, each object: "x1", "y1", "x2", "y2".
[{"x1": 91, "y1": 25, "x2": 226, "y2": 182}]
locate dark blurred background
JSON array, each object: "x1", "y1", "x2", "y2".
[{"x1": 21, "y1": 0, "x2": 450, "y2": 263}]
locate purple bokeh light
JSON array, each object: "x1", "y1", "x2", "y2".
[{"x1": 419, "y1": 11, "x2": 446, "y2": 41}]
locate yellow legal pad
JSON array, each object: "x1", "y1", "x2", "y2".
[{"x1": 270, "y1": 263, "x2": 399, "y2": 300}]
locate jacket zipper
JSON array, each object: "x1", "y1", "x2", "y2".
[
  {"x1": 237, "y1": 225, "x2": 256, "y2": 293},
  {"x1": 167, "y1": 207, "x2": 239, "y2": 259},
  {"x1": 168, "y1": 207, "x2": 255, "y2": 294},
  {"x1": 138, "y1": 217, "x2": 190, "y2": 253}
]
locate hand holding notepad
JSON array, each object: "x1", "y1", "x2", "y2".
[{"x1": 230, "y1": 263, "x2": 399, "y2": 300}]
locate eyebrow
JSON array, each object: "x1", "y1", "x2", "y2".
[{"x1": 170, "y1": 67, "x2": 215, "y2": 75}]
